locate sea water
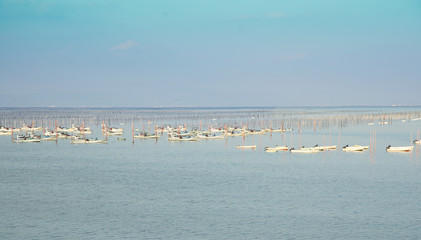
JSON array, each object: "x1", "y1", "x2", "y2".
[{"x1": 1, "y1": 107, "x2": 421, "y2": 239}]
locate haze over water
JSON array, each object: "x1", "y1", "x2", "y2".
[{"x1": 1, "y1": 107, "x2": 421, "y2": 239}]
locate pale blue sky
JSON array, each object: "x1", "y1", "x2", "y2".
[{"x1": 1, "y1": 0, "x2": 420, "y2": 107}]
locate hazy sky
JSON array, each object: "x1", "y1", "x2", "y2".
[{"x1": 1, "y1": 0, "x2": 420, "y2": 107}]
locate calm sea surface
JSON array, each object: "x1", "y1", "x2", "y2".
[{"x1": 1, "y1": 107, "x2": 421, "y2": 239}]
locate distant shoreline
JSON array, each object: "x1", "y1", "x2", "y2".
[{"x1": 1, "y1": 105, "x2": 420, "y2": 111}]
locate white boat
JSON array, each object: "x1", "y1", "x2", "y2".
[
  {"x1": 40, "y1": 136, "x2": 57, "y2": 141},
  {"x1": 226, "y1": 131, "x2": 244, "y2": 137},
  {"x1": 134, "y1": 132, "x2": 160, "y2": 139},
  {"x1": 86, "y1": 139, "x2": 107, "y2": 144},
  {"x1": 71, "y1": 136, "x2": 107, "y2": 144},
  {"x1": 71, "y1": 137, "x2": 87, "y2": 144},
  {"x1": 13, "y1": 138, "x2": 41, "y2": 143},
  {"x1": 0, "y1": 127, "x2": 13, "y2": 135},
  {"x1": 168, "y1": 134, "x2": 198, "y2": 142},
  {"x1": 74, "y1": 129, "x2": 92, "y2": 135},
  {"x1": 386, "y1": 145, "x2": 413, "y2": 152},
  {"x1": 237, "y1": 145, "x2": 256, "y2": 149},
  {"x1": 246, "y1": 130, "x2": 266, "y2": 135},
  {"x1": 43, "y1": 130, "x2": 57, "y2": 136},
  {"x1": 265, "y1": 145, "x2": 289, "y2": 151},
  {"x1": 290, "y1": 147, "x2": 319, "y2": 153},
  {"x1": 197, "y1": 133, "x2": 225, "y2": 139},
  {"x1": 413, "y1": 140, "x2": 421, "y2": 144},
  {"x1": 342, "y1": 145, "x2": 366, "y2": 152},
  {"x1": 13, "y1": 135, "x2": 41, "y2": 143},
  {"x1": 210, "y1": 127, "x2": 224, "y2": 133},
  {"x1": 69, "y1": 124, "x2": 91, "y2": 133},
  {"x1": 105, "y1": 127, "x2": 124, "y2": 135},
  {"x1": 269, "y1": 129, "x2": 286, "y2": 133},
  {"x1": 19, "y1": 126, "x2": 42, "y2": 131},
  {"x1": 313, "y1": 145, "x2": 337, "y2": 151},
  {"x1": 353, "y1": 145, "x2": 369, "y2": 150},
  {"x1": 57, "y1": 132, "x2": 72, "y2": 139},
  {"x1": 264, "y1": 148, "x2": 278, "y2": 153}
]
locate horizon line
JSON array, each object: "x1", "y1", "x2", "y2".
[{"x1": 1, "y1": 105, "x2": 420, "y2": 109}]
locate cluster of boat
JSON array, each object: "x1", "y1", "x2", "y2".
[
  {"x1": 2, "y1": 124, "x2": 420, "y2": 152},
  {"x1": 2, "y1": 124, "x2": 107, "y2": 144},
  {"x1": 160, "y1": 126, "x2": 292, "y2": 141},
  {"x1": 257, "y1": 144, "x2": 417, "y2": 153}
]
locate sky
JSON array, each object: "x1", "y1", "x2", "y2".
[{"x1": 0, "y1": 0, "x2": 420, "y2": 107}]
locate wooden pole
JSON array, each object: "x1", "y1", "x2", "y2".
[
  {"x1": 132, "y1": 121, "x2": 134, "y2": 144},
  {"x1": 338, "y1": 128, "x2": 341, "y2": 148},
  {"x1": 55, "y1": 120, "x2": 58, "y2": 143},
  {"x1": 290, "y1": 131, "x2": 292, "y2": 149},
  {"x1": 374, "y1": 130, "x2": 376, "y2": 151},
  {"x1": 299, "y1": 129, "x2": 302, "y2": 149},
  {"x1": 298, "y1": 121, "x2": 300, "y2": 134},
  {"x1": 314, "y1": 120, "x2": 316, "y2": 132}
]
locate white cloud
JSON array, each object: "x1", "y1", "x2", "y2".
[{"x1": 110, "y1": 40, "x2": 139, "y2": 51}]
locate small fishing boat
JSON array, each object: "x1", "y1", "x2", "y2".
[
  {"x1": 413, "y1": 140, "x2": 421, "y2": 144},
  {"x1": 71, "y1": 136, "x2": 107, "y2": 144},
  {"x1": 13, "y1": 134, "x2": 41, "y2": 143},
  {"x1": 40, "y1": 136, "x2": 57, "y2": 141},
  {"x1": 264, "y1": 145, "x2": 289, "y2": 151},
  {"x1": 13, "y1": 138, "x2": 41, "y2": 143},
  {"x1": 266, "y1": 129, "x2": 286, "y2": 133},
  {"x1": 264, "y1": 147, "x2": 278, "y2": 153},
  {"x1": 86, "y1": 139, "x2": 107, "y2": 144},
  {"x1": 342, "y1": 145, "x2": 366, "y2": 152},
  {"x1": 386, "y1": 145, "x2": 413, "y2": 152},
  {"x1": 353, "y1": 145, "x2": 369, "y2": 150},
  {"x1": 19, "y1": 126, "x2": 42, "y2": 132},
  {"x1": 313, "y1": 145, "x2": 337, "y2": 151},
  {"x1": 246, "y1": 130, "x2": 266, "y2": 135},
  {"x1": 104, "y1": 127, "x2": 124, "y2": 135},
  {"x1": 226, "y1": 131, "x2": 244, "y2": 137},
  {"x1": 134, "y1": 132, "x2": 160, "y2": 139},
  {"x1": 290, "y1": 147, "x2": 319, "y2": 153},
  {"x1": 57, "y1": 132, "x2": 73, "y2": 139},
  {"x1": 209, "y1": 127, "x2": 224, "y2": 133},
  {"x1": 237, "y1": 145, "x2": 256, "y2": 149},
  {"x1": 196, "y1": 133, "x2": 225, "y2": 139},
  {"x1": 168, "y1": 134, "x2": 198, "y2": 142}
]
